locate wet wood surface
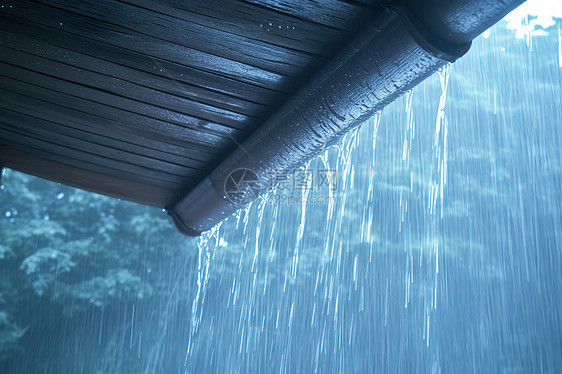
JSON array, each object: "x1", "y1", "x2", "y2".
[{"x1": 0, "y1": 0, "x2": 381, "y2": 207}]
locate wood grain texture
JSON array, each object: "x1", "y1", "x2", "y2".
[
  {"x1": 0, "y1": 147, "x2": 180, "y2": 207},
  {"x1": 0, "y1": 109, "x2": 199, "y2": 179},
  {"x1": 239, "y1": 0, "x2": 376, "y2": 30},
  {"x1": 121, "y1": 0, "x2": 355, "y2": 54},
  {"x1": 3, "y1": 1, "x2": 299, "y2": 89},
  {"x1": 0, "y1": 21, "x2": 290, "y2": 105},
  {"x1": 0, "y1": 93, "x2": 211, "y2": 168}
]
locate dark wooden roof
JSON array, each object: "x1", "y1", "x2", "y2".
[{"x1": 0, "y1": 0, "x2": 381, "y2": 207}]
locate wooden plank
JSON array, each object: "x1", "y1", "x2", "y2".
[
  {"x1": 240, "y1": 0, "x2": 375, "y2": 31},
  {"x1": 0, "y1": 108, "x2": 200, "y2": 179},
  {"x1": 0, "y1": 19, "x2": 290, "y2": 105},
  {"x1": 39, "y1": 0, "x2": 328, "y2": 75},
  {"x1": 0, "y1": 87, "x2": 231, "y2": 173},
  {"x1": 342, "y1": 0, "x2": 384, "y2": 5},
  {"x1": 0, "y1": 130, "x2": 191, "y2": 190},
  {"x1": 0, "y1": 62, "x2": 247, "y2": 138},
  {"x1": 0, "y1": 93, "x2": 212, "y2": 170},
  {"x1": 0, "y1": 74, "x2": 241, "y2": 152},
  {"x1": 0, "y1": 127, "x2": 192, "y2": 188},
  {"x1": 120, "y1": 0, "x2": 353, "y2": 56},
  {"x1": 0, "y1": 32, "x2": 271, "y2": 118},
  {"x1": 0, "y1": 46, "x2": 260, "y2": 130},
  {"x1": 0, "y1": 146, "x2": 180, "y2": 207},
  {"x1": 2, "y1": 1, "x2": 300, "y2": 89}
]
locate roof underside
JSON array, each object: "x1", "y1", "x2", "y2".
[{"x1": 0, "y1": 0, "x2": 382, "y2": 207}]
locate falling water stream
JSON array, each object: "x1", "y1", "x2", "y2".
[{"x1": 174, "y1": 16, "x2": 561, "y2": 373}]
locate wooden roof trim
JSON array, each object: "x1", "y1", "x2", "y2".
[{"x1": 0, "y1": 146, "x2": 179, "y2": 207}]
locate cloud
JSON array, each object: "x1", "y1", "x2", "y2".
[{"x1": 504, "y1": 0, "x2": 562, "y2": 38}]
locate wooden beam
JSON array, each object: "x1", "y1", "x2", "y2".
[{"x1": 0, "y1": 146, "x2": 182, "y2": 207}]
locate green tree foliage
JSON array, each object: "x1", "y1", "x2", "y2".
[{"x1": 0, "y1": 168, "x2": 188, "y2": 362}]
